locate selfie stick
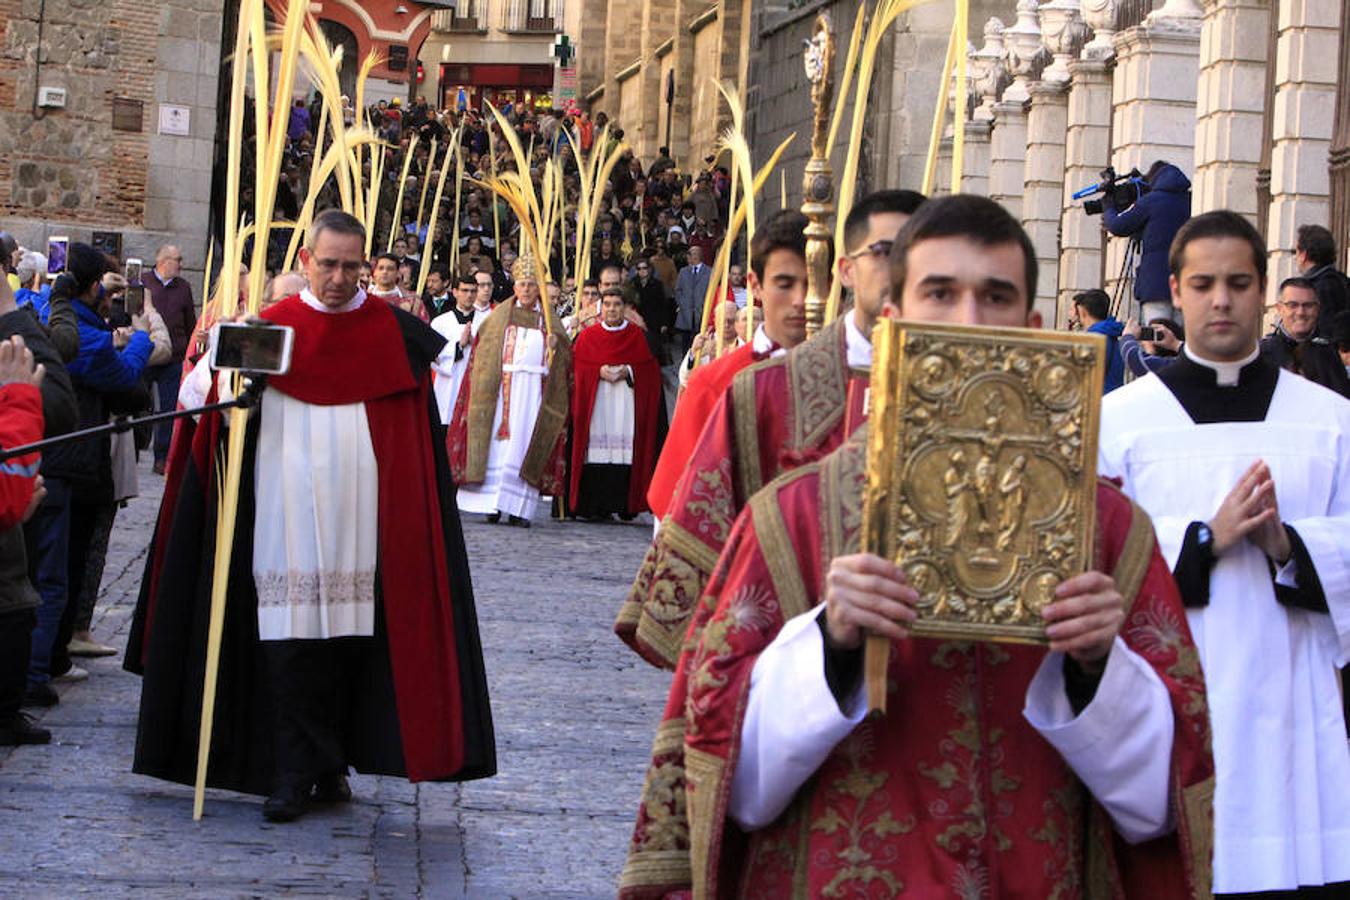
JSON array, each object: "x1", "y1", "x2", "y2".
[{"x1": 0, "y1": 376, "x2": 269, "y2": 462}]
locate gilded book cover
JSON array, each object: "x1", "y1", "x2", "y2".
[{"x1": 862, "y1": 319, "x2": 1106, "y2": 644}]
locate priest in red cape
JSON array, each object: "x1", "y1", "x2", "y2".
[
  {"x1": 619, "y1": 196, "x2": 1214, "y2": 897},
  {"x1": 616, "y1": 191, "x2": 926, "y2": 668},
  {"x1": 643, "y1": 210, "x2": 816, "y2": 521},
  {"x1": 127, "y1": 211, "x2": 495, "y2": 823},
  {"x1": 568, "y1": 287, "x2": 662, "y2": 520}
]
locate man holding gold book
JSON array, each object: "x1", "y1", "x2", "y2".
[
  {"x1": 618, "y1": 191, "x2": 924, "y2": 669},
  {"x1": 132, "y1": 211, "x2": 496, "y2": 823},
  {"x1": 620, "y1": 196, "x2": 1212, "y2": 898}
]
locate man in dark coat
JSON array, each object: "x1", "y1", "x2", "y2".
[
  {"x1": 1260, "y1": 275, "x2": 1350, "y2": 396},
  {"x1": 1103, "y1": 160, "x2": 1192, "y2": 323},
  {"x1": 1294, "y1": 223, "x2": 1349, "y2": 339},
  {"x1": 128, "y1": 211, "x2": 495, "y2": 822}
]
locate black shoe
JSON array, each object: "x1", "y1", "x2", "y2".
[
  {"x1": 0, "y1": 712, "x2": 51, "y2": 745},
  {"x1": 21, "y1": 683, "x2": 58, "y2": 708},
  {"x1": 485, "y1": 512, "x2": 501, "y2": 524},
  {"x1": 311, "y1": 772, "x2": 352, "y2": 803},
  {"x1": 506, "y1": 515, "x2": 531, "y2": 528},
  {"x1": 263, "y1": 784, "x2": 309, "y2": 823}
]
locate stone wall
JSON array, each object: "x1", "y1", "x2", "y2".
[{"x1": 0, "y1": 0, "x2": 222, "y2": 290}]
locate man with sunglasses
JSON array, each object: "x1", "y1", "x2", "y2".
[{"x1": 617, "y1": 191, "x2": 925, "y2": 669}]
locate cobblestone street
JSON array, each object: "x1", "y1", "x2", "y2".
[{"x1": 0, "y1": 460, "x2": 668, "y2": 898}]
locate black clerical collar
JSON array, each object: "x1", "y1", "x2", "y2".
[
  {"x1": 1156, "y1": 345, "x2": 1278, "y2": 423},
  {"x1": 453, "y1": 306, "x2": 475, "y2": 322}
]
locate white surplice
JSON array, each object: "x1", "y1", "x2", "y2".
[
  {"x1": 252, "y1": 289, "x2": 380, "y2": 641},
  {"x1": 456, "y1": 313, "x2": 547, "y2": 519},
  {"x1": 430, "y1": 305, "x2": 489, "y2": 425},
  {"x1": 1100, "y1": 364, "x2": 1350, "y2": 893},
  {"x1": 586, "y1": 321, "x2": 636, "y2": 465},
  {"x1": 727, "y1": 607, "x2": 1175, "y2": 844}
]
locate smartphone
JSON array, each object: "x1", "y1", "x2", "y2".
[
  {"x1": 124, "y1": 258, "x2": 144, "y2": 317},
  {"x1": 1140, "y1": 327, "x2": 1161, "y2": 342},
  {"x1": 46, "y1": 236, "x2": 68, "y2": 275},
  {"x1": 208, "y1": 322, "x2": 295, "y2": 375}
]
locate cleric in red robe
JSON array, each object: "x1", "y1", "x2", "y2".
[
  {"x1": 619, "y1": 197, "x2": 1214, "y2": 897},
  {"x1": 568, "y1": 287, "x2": 662, "y2": 520},
  {"x1": 643, "y1": 210, "x2": 815, "y2": 520},
  {"x1": 617, "y1": 191, "x2": 925, "y2": 668},
  {"x1": 128, "y1": 211, "x2": 495, "y2": 822}
]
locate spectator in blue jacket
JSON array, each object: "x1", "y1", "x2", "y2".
[
  {"x1": 1120, "y1": 316, "x2": 1184, "y2": 377},
  {"x1": 1103, "y1": 161, "x2": 1192, "y2": 324},
  {"x1": 23, "y1": 243, "x2": 152, "y2": 708},
  {"x1": 1070, "y1": 289, "x2": 1125, "y2": 393}
]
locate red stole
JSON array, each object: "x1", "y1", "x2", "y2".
[{"x1": 568, "y1": 321, "x2": 662, "y2": 514}]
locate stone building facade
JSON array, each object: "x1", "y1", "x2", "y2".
[
  {"x1": 0, "y1": 0, "x2": 224, "y2": 285},
  {"x1": 578, "y1": 0, "x2": 754, "y2": 171}
]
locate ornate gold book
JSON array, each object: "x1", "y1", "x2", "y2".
[{"x1": 862, "y1": 319, "x2": 1106, "y2": 649}]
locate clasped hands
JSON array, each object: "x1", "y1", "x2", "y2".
[
  {"x1": 1209, "y1": 460, "x2": 1290, "y2": 563},
  {"x1": 823, "y1": 554, "x2": 1124, "y2": 673},
  {"x1": 599, "y1": 364, "x2": 628, "y2": 383}
]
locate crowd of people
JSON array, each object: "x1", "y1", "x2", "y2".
[{"x1": 2, "y1": 95, "x2": 1349, "y2": 897}]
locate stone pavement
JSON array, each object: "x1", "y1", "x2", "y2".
[{"x1": 0, "y1": 459, "x2": 669, "y2": 898}]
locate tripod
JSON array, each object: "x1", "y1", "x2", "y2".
[{"x1": 1109, "y1": 234, "x2": 1142, "y2": 321}]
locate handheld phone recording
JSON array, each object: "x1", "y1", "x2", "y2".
[
  {"x1": 124, "y1": 258, "x2": 145, "y2": 316},
  {"x1": 46, "y1": 236, "x2": 68, "y2": 275}
]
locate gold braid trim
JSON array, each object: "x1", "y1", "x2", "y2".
[
  {"x1": 461, "y1": 300, "x2": 515, "y2": 484},
  {"x1": 731, "y1": 362, "x2": 764, "y2": 499},
  {"x1": 520, "y1": 326, "x2": 572, "y2": 486},
  {"x1": 619, "y1": 519, "x2": 724, "y2": 669},
  {"x1": 620, "y1": 717, "x2": 694, "y2": 893},
  {"x1": 788, "y1": 317, "x2": 849, "y2": 450},
  {"x1": 749, "y1": 471, "x2": 815, "y2": 622},
  {"x1": 1112, "y1": 489, "x2": 1157, "y2": 617},
  {"x1": 685, "y1": 745, "x2": 726, "y2": 900},
  {"x1": 1181, "y1": 776, "x2": 1215, "y2": 900}
]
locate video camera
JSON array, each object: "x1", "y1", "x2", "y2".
[{"x1": 1073, "y1": 167, "x2": 1148, "y2": 216}]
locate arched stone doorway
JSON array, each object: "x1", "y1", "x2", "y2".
[{"x1": 319, "y1": 19, "x2": 360, "y2": 101}]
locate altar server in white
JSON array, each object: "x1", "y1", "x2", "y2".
[{"x1": 1099, "y1": 210, "x2": 1350, "y2": 896}]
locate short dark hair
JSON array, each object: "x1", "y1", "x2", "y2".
[
  {"x1": 888, "y1": 195, "x2": 1038, "y2": 307},
  {"x1": 68, "y1": 242, "x2": 109, "y2": 296},
  {"x1": 600, "y1": 286, "x2": 625, "y2": 301},
  {"x1": 308, "y1": 209, "x2": 366, "y2": 249},
  {"x1": 843, "y1": 189, "x2": 927, "y2": 252},
  {"x1": 750, "y1": 209, "x2": 810, "y2": 280},
  {"x1": 1278, "y1": 275, "x2": 1316, "y2": 296},
  {"x1": 373, "y1": 252, "x2": 399, "y2": 267},
  {"x1": 455, "y1": 273, "x2": 476, "y2": 289},
  {"x1": 1168, "y1": 210, "x2": 1267, "y2": 283},
  {"x1": 1295, "y1": 224, "x2": 1336, "y2": 267},
  {"x1": 581, "y1": 278, "x2": 600, "y2": 290},
  {"x1": 1072, "y1": 289, "x2": 1111, "y2": 321}
]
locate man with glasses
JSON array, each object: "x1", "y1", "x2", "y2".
[
  {"x1": 1260, "y1": 276, "x2": 1350, "y2": 396},
  {"x1": 132, "y1": 210, "x2": 496, "y2": 822},
  {"x1": 473, "y1": 270, "x2": 495, "y2": 313},
  {"x1": 142, "y1": 244, "x2": 196, "y2": 475},
  {"x1": 618, "y1": 193, "x2": 925, "y2": 668}
]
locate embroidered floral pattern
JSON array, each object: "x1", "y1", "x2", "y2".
[{"x1": 683, "y1": 458, "x2": 736, "y2": 546}]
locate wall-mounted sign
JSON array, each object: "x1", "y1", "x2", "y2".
[
  {"x1": 158, "y1": 104, "x2": 191, "y2": 136},
  {"x1": 388, "y1": 45, "x2": 409, "y2": 71},
  {"x1": 111, "y1": 98, "x2": 144, "y2": 132}
]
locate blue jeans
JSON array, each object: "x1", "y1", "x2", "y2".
[
  {"x1": 148, "y1": 363, "x2": 183, "y2": 463},
  {"x1": 24, "y1": 476, "x2": 70, "y2": 686}
]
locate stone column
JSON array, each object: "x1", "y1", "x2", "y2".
[
  {"x1": 1024, "y1": 83, "x2": 1072, "y2": 323},
  {"x1": 1105, "y1": 12, "x2": 1201, "y2": 303},
  {"x1": 1265, "y1": 0, "x2": 1343, "y2": 286},
  {"x1": 1192, "y1": 0, "x2": 1269, "y2": 219},
  {"x1": 990, "y1": 0, "x2": 1046, "y2": 220},
  {"x1": 962, "y1": 121, "x2": 994, "y2": 196},
  {"x1": 1059, "y1": 57, "x2": 1113, "y2": 321}
]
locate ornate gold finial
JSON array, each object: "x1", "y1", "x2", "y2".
[{"x1": 801, "y1": 13, "x2": 835, "y2": 340}]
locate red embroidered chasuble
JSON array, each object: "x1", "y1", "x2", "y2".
[
  {"x1": 619, "y1": 433, "x2": 1215, "y2": 899},
  {"x1": 617, "y1": 317, "x2": 868, "y2": 669},
  {"x1": 568, "y1": 321, "x2": 663, "y2": 514}
]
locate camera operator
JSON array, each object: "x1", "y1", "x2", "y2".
[
  {"x1": 1102, "y1": 160, "x2": 1192, "y2": 323},
  {"x1": 1121, "y1": 316, "x2": 1184, "y2": 377}
]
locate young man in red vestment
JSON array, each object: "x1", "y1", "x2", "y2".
[
  {"x1": 568, "y1": 287, "x2": 662, "y2": 521},
  {"x1": 129, "y1": 211, "x2": 495, "y2": 823},
  {"x1": 645, "y1": 210, "x2": 811, "y2": 521},
  {"x1": 617, "y1": 190, "x2": 926, "y2": 668},
  {"x1": 620, "y1": 195, "x2": 1214, "y2": 898}
]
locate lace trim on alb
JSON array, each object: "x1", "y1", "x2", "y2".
[{"x1": 254, "y1": 569, "x2": 377, "y2": 608}]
